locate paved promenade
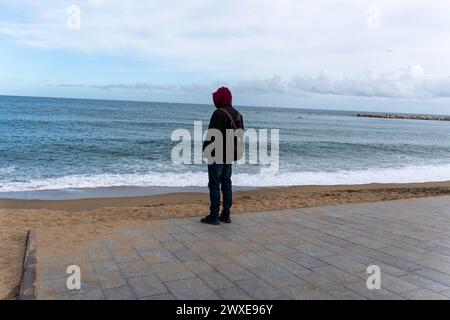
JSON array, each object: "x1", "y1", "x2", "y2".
[{"x1": 36, "y1": 196, "x2": 450, "y2": 300}]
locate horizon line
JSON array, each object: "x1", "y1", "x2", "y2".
[
  {"x1": 0, "y1": 93, "x2": 359, "y2": 113},
  {"x1": 1, "y1": 93, "x2": 449, "y2": 116}
]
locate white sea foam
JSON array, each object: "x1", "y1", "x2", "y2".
[{"x1": 1, "y1": 163, "x2": 450, "y2": 192}]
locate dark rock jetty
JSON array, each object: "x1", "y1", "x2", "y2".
[{"x1": 356, "y1": 113, "x2": 450, "y2": 121}]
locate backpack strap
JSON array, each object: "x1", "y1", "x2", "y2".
[{"x1": 220, "y1": 108, "x2": 239, "y2": 130}]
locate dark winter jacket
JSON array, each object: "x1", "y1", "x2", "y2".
[{"x1": 203, "y1": 105, "x2": 244, "y2": 164}]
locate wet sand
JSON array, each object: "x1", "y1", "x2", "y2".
[{"x1": 2, "y1": 181, "x2": 450, "y2": 299}]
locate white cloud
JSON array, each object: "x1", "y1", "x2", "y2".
[
  {"x1": 287, "y1": 65, "x2": 450, "y2": 98},
  {"x1": 239, "y1": 66, "x2": 450, "y2": 99},
  {"x1": 58, "y1": 82, "x2": 213, "y2": 93},
  {"x1": 2, "y1": 0, "x2": 450, "y2": 80},
  {"x1": 57, "y1": 65, "x2": 450, "y2": 99},
  {"x1": 2, "y1": 0, "x2": 450, "y2": 109}
]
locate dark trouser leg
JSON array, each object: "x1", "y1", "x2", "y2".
[
  {"x1": 208, "y1": 164, "x2": 223, "y2": 219},
  {"x1": 221, "y1": 164, "x2": 233, "y2": 218}
]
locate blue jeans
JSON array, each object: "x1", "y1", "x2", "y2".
[{"x1": 208, "y1": 163, "x2": 232, "y2": 219}]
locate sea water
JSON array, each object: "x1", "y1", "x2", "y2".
[{"x1": 1, "y1": 95, "x2": 450, "y2": 198}]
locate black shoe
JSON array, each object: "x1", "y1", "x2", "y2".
[
  {"x1": 201, "y1": 215, "x2": 220, "y2": 225},
  {"x1": 219, "y1": 215, "x2": 231, "y2": 223}
]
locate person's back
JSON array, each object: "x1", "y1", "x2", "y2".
[
  {"x1": 203, "y1": 105, "x2": 243, "y2": 164},
  {"x1": 201, "y1": 87, "x2": 244, "y2": 225}
]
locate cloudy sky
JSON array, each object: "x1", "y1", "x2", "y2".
[{"x1": 1, "y1": 0, "x2": 450, "y2": 113}]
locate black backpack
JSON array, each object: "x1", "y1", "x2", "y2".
[{"x1": 220, "y1": 108, "x2": 244, "y2": 161}]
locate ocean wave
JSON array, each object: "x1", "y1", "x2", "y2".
[
  {"x1": 1, "y1": 163, "x2": 450, "y2": 192},
  {"x1": 0, "y1": 166, "x2": 17, "y2": 174}
]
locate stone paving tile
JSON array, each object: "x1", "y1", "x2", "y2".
[
  {"x1": 320, "y1": 228, "x2": 360, "y2": 242},
  {"x1": 360, "y1": 250, "x2": 422, "y2": 273},
  {"x1": 36, "y1": 196, "x2": 450, "y2": 300},
  {"x1": 238, "y1": 241, "x2": 267, "y2": 252},
  {"x1": 440, "y1": 290, "x2": 450, "y2": 298},
  {"x1": 379, "y1": 274, "x2": 419, "y2": 295},
  {"x1": 38, "y1": 277, "x2": 74, "y2": 298},
  {"x1": 39, "y1": 265, "x2": 70, "y2": 282},
  {"x1": 111, "y1": 247, "x2": 141, "y2": 263},
  {"x1": 170, "y1": 249, "x2": 202, "y2": 262},
  {"x1": 151, "y1": 232, "x2": 175, "y2": 242},
  {"x1": 377, "y1": 245, "x2": 428, "y2": 262},
  {"x1": 369, "y1": 261, "x2": 410, "y2": 277},
  {"x1": 271, "y1": 262, "x2": 311, "y2": 280},
  {"x1": 128, "y1": 274, "x2": 168, "y2": 298},
  {"x1": 251, "y1": 265, "x2": 305, "y2": 288},
  {"x1": 389, "y1": 239, "x2": 430, "y2": 256},
  {"x1": 78, "y1": 272, "x2": 101, "y2": 290},
  {"x1": 286, "y1": 252, "x2": 328, "y2": 269},
  {"x1": 171, "y1": 232, "x2": 198, "y2": 241},
  {"x1": 219, "y1": 242, "x2": 247, "y2": 255},
  {"x1": 197, "y1": 271, "x2": 235, "y2": 290},
  {"x1": 290, "y1": 243, "x2": 335, "y2": 258},
  {"x1": 141, "y1": 247, "x2": 178, "y2": 264},
  {"x1": 194, "y1": 231, "x2": 226, "y2": 241},
  {"x1": 400, "y1": 274, "x2": 450, "y2": 293},
  {"x1": 166, "y1": 278, "x2": 220, "y2": 300},
  {"x1": 426, "y1": 250, "x2": 450, "y2": 260},
  {"x1": 429, "y1": 245, "x2": 450, "y2": 257},
  {"x1": 133, "y1": 242, "x2": 161, "y2": 254},
  {"x1": 215, "y1": 286, "x2": 252, "y2": 300},
  {"x1": 431, "y1": 238, "x2": 450, "y2": 248},
  {"x1": 223, "y1": 234, "x2": 251, "y2": 243},
  {"x1": 163, "y1": 240, "x2": 188, "y2": 252},
  {"x1": 281, "y1": 283, "x2": 335, "y2": 300},
  {"x1": 317, "y1": 242, "x2": 348, "y2": 256},
  {"x1": 149, "y1": 262, "x2": 196, "y2": 281},
  {"x1": 181, "y1": 239, "x2": 213, "y2": 253},
  {"x1": 198, "y1": 251, "x2": 234, "y2": 266},
  {"x1": 183, "y1": 260, "x2": 215, "y2": 274},
  {"x1": 88, "y1": 249, "x2": 112, "y2": 262},
  {"x1": 39, "y1": 285, "x2": 102, "y2": 300},
  {"x1": 264, "y1": 243, "x2": 299, "y2": 255},
  {"x1": 103, "y1": 235, "x2": 124, "y2": 248},
  {"x1": 64, "y1": 288, "x2": 106, "y2": 300},
  {"x1": 214, "y1": 263, "x2": 256, "y2": 282},
  {"x1": 347, "y1": 236, "x2": 387, "y2": 249},
  {"x1": 92, "y1": 259, "x2": 120, "y2": 273},
  {"x1": 118, "y1": 260, "x2": 152, "y2": 278},
  {"x1": 230, "y1": 252, "x2": 273, "y2": 269},
  {"x1": 318, "y1": 255, "x2": 368, "y2": 279},
  {"x1": 329, "y1": 288, "x2": 368, "y2": 300},
  {"x1": 139, "y1": 293, "x2": 177, "y2": 300},
  {"x1": 417, "y1": 256, "x2": 450, "y2": 274},
  {"x1": 177, "y1": 222, "x2": 209, "y2": 234},
  {"x1": 310, "y1": 265, "x2": 361, "y2": 286},
  {"x1": 256, "y1": 250, "x2": 311, "y2": 276},
  {"x1": 402, "y1": 289, "x2": 448, "y2": 300},
  {"x1": 345, "y1": 282, "x2": 405, "y2": 300},
  {"x1": 97, "y1": 271, "x2": 127, "y2": 290},
  {"x1": 414, "y1": 268, "x2": 450, "y2": 287},
  {"x1": 235, "y1": 278, "x2": 292, "y2": 300},
  {"x1": 247, "y1": 235, "x2": 278, "y2": 246},
  {"x1": 104, "y1": 286, "x2": 136, "y2": 300}
]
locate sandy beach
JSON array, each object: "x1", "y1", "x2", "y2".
[{"x1": 1, "y1": 181, "x2": 450, "y2": 299}]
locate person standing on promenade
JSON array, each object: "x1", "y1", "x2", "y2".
[{"x1": 201, "y1": 87, "x2": 244, "y2": 225}]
